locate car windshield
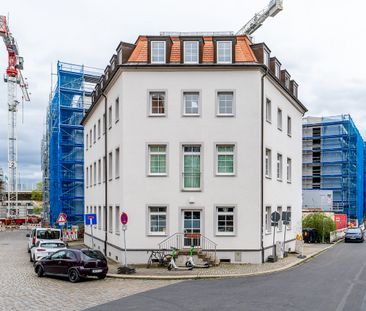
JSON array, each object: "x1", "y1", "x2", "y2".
[
  {"x1": 40, "y1": 242, "x2": 65, "y2": 248},
  {"x1": 81, "y1": 250, "x2": 105, "y2": 261},
  {"x1": 36, "y1": 230, "x2": 60, "y2": 240},
  {"x1": 346, "y1": 229, "x2": 361, "y2": 234}
]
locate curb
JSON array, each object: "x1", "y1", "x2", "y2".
[{"x1": 107, "y1": 241, "x2": 342, "y2": 280}]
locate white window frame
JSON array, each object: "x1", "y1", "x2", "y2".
[
  {"x1": 217, "y1": 91, "x2": 235, "y2": 116},
  {"x1": 93, "y1": 125, "x2": 96, "y2": 143},
  {"x1": 265, "y1": 148, "x2": 272, "y2": 178},
  {"x1": 115, "y1": 206, "x2": 120, "y2": 235},
  {"x1": 93, "y1": 162, "x2": 96, "y2": 186},
  {"x1": 266, "y1": 98, "x2": 272, "y2": 123},
  {"x1": 182, "y1": 91, "x2": 200, "y2": 116},
  {"x1": 287, "y1": 157, "x2": 292, "y2": 183},
  {"x1": 265, "y1": 206, "x2": 271, "y2": 234},
  {"x1": 102, "y1": 113, "x2": 106, "y2": 134},
  {"x1": 115, "y1": 147, "x2": 120, "y2": 179},
  {"x1": 216, "y1": 206, "x2": 236, "y2": 236},
  {"x1": 86, "y1": 167, "x2": 89, "y2": 188},
  {"x1": 97, "y1": 119, "x2": 101, "y2": 139},
  {"x1": 275, "y1": 63, "x2": 280, "y2": 78},
  {"x1": 108, "y1": 152, "x2": 113, "y2": 181},
  {"x1": 151, "y1": 41, "x2": 166, "y2": 64},
  {"x1": 216, "y1": 144, "x2": 236, "y2": 176},
  {"x1": 103, "y1": 156, "x2": 106, "y2": 183},
  {"x1": 98, "y1": 206, "x2": 101, "y2": 230},
  {"x1": 217, "y1": 41, "x2": 232, "y2": 64},
  {"x1": 89, "y1": 165, "x2": 92, "y2": 187},
  {"x1": 263, "y1": 50, "x2": 270, "y2": 67},
  {"x1": 89, "y1": 129, "x2": 92, "y2": 147},
  {"x1": 286, "y1": 206, "x2": 292, "y2": 229},
  {"x1": 108, "y1": 106, "x2": 112, "y2": 129},
  {"x1": 85, "y1": 134, "x2": 88, "y2": 150},
  {"x1": 149, "y1": 91, "x2": 166, "y2": 116},
  {"x1": 183, "y1": 41, "x2": 199, "y2": 64},
  {"x1": 115, "y1": 97, "x2": 119, "y2": 123},
  {"x1": 108, "y1": 206, "x2": 113, "y2": 233},
  {"x1": 98, "y1": 159, "x2": 101, "y2": 184},
  {"x1": 277, "y1": 206, "x2": 283, "y2": 231},
  {"x1": 148, "y1": 144, "x2": 167, "y2": 176},
  {"x1": 148, "y1": 205, "x2": 167, "y2": 236},
  {"x1": 287, "y1": 116, "x2": 292, "y2": 137},
  {"x1": 182, "y1": 144, "x2": 202, "y2": 191},
  {"x1": 277, "y1": 108, "x2": 282, "y2": 131},
  {"x1": 277, "y1": 153, "x2": 283, "y2": 181}
]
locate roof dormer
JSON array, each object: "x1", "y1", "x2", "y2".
[
  {"x1": 270, "y1": 57, "x2": 281, "y2": 79},
  {"x1": 280, "y1": 69, "x2": 291, "y2": 89},
  {"x1": 251, "y1": 43, "x2": 271, "y2": 67}
]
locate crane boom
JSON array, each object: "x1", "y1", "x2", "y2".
[
  {"x1": 0, "y1": 15, "x2": 30, "y2": 219},
  {"x1": 236, "y1": 0, "x2": 283, "y2": 36}
]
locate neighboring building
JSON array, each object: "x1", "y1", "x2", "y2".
[
  {"x1": 82, "y1": 32, "x2": 306, "y2": 264},
  {"x1": 303, "y1": 115, "x2": 365, "y2": 226},
  {"x1": 42, "y1": 61, "x2": 101, "y2": 226},
  {"x1": 0, "y1": 191, "x2": 33, "y2": 217}
]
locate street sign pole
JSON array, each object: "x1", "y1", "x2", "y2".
[
  {"x1": 91, "y1": 221, "x2": 94, "y2": 250},
  {"x1": 272, "y1": 222, "x2": 276, "y2": 258},
  {"x1": 117, "y1": 212, "x2": 135, "y2": 274},
  {"x1": 123, "y1": 225, "x2": 127, "y2": 267}
]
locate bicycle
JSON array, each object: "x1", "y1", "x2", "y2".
[{"x1": 146, "y1": 249, "x2": 170, "y2": 268}]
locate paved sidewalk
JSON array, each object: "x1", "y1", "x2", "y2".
[{"x1": 108, "y1": 242, "x2": 337, "y2": 280}]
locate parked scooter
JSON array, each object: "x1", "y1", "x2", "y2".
[
  {"x1": 185, "y1": 246, "x2": 210, "y2": 268},
  {"x1": 167, "y1": 247, "x2": 193, "y2": 271}
]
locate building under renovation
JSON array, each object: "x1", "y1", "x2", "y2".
[
  {"x1": 42, "y1": 61, "x2": 101, "y2": 226},
  {"x1": 303, "y1": 115, "x2": 365, "y2": 225}
]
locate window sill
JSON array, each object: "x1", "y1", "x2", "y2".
[
  {"x1": 115, "y1": 176, "x2": 120, "y2": 179},
  {"x1": 115, "y1": 119, "x2": 119, "y2": 124},
  {"x1": 147, "y1": 233, "x2": 167, "y2": 237},
  {"x1": 287, "y1": 181, "x2": 292, "y2": 184},
  {"x1": 265, "y1": 231, "x2": 272, "y2": 235},
  {"x1": 182, "y1": 114, "x2": 200, "y2": 117},
  {"x1": 108, "y1": 126, "x2": 112, "y2": 130},
  {"x1": 215, "y1": 173, "x2": 236, "y2": 177},
  {"x1": 287, "y1": 134, "x2": 292, "y2": 138},
  {"x1": 182, "y1": 188, "x2": 202, "y2": 192},
  {"x1": 266, "y1": 120, "x2": 272, "y2": 124},
  {"x1": 265, "y1": 175, "x2": 272, "y2": 180},
  {"x1": 115, "y1": 232, "x2": 120, "y2": 236},
  {"x1": 277, "y1": 128, "x2": 282, "y2": 131},
  {"x1": 148, "y1": 173, "x2": 168, "y2": 177},
  {"x1": 277, "y1": 179, "x2": 283, "y2": 182},
  {"x1": 148, "y1": 114, "x2": 166, "y2": 117},
  {"x1": 216, "y1": 114, "x2": 234, "y2": 117},
  {"x1": 215, "y1": 233, "x2": 236, "y2": 237}
]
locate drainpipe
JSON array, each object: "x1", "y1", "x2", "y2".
[
  {"x1": 260, "y1": 67, "x2": 268, "y2": 264},
  {"x1": 101, "y1": 93, "x2": 108, "y2": 256}
]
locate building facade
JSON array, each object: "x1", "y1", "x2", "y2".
[
  {"x1": 303, "y1": 115, "x2": 365, "y2": 226},
  {"x1": 82, "y1": 33, "x2": 306, "y2": 264}
]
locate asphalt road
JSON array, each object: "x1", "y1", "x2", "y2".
[{"x1": 89, "y1": 241, "x2": 366, "y2": 311}]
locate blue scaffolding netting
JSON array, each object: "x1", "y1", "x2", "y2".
[
  {"x1": 45, "y1": 61, "x2": 101, "y2": 226},
  {"x1": 303, "y1": 115, "x2": 365, "y2": 224}
]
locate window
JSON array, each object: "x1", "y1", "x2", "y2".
[
  {"x1": 265, "y1": 206, "x2": 271, "y2": 233},
  {"x1": 108, "y1": 206, "x2": 113, "y2": 233},
  {"x1": 85, "y1": 134, "x2": 88, "y2": 150},
  {"x1": 285, "y1": 76, "x2": 290, "y2": 89},
  {"x1": 108, "y1": 106, "x2": 112, "y2": 129},
  {"x1": 293, "y1": 84, "x2": 298, "y2": 97},
  {"x1": 115, "y1": 206, "x2": 120, "y2": 235},
  {"x1": 103, "y1": 156, "x2": 106, "y2": 183},
  {"x1": 86, "y1": 167, "x2": 89, "y2": 187},
  {"x1": 287, "y1": 116, "x2": 292, "y2": 136},
  {"x1": 93, "y1": 125, "x2": 96, "y2": 143},
  {"x1": 89, "y1": 129, "x2": 92, "y2": 147},
  {"x1": 151, "y1": 41, "x2": 166, "y2": 64},
  {"x1": 287, "y1": 158, "x2": 292, "y2": 183},
  {"x1": 263, "y1": 50, "x2": 270, "y2": 67},
  {"x1": 97, "y1": 119, "x2": 101, "y2": 138},
  {"x1": 102, "y1": 206, "x2": 106, "y2": 231},
  {"x1": 89, "y1": 165, "x2": 92, "y2": 187},
  {"x1": 216, "y1": 207, "x2": 235, "y2": 234},
  {"x1": 148, "y1": 206, "x2": 167, "y2": 234},
  {"x1": 98, "y1": 159, "x2": 101, "y2": 184},
  {"x1": 102, "y1": 113, "x2": 106, "y2": 134},
  {"x1": 148, "y1": 145, "x2": 167, "y2": 176},
  {"x1": 217, "y1": 41, "x2": 232, "y2": 63},
  {"x1": 217, "y1": 92, "x2": 234, "y2": 116},
  {"x1": 266, "y1": 98, "x2": 271, "y2": 123},
  {"x1": 183, "y1": 145, "x2": 201, "y2": 190},
  {"x1": 115, "y1": 148, "x2": 120, "y2": 178},
  {"x1": 286, "y1": 206, "x2": 292, "y2": 229},
  {"x1": 277, "y1": 108, "x2": 282, "y2": 131},
  {"x1": 183, "y1": 92, "x2": 200, "y2": 116},
  {"x1": 184, "y1": 41, "x2": 199, "y2": 64},
  {"x1": 277, "y1": 206, "x2": 282, "y2": 231},
  {"x1": 98, "y1": 206, "x2": 101, "y2": 230},
  {"x1": 93, "y1": 162, "x2": 96, "y2": 186},
  {"x1": 108, "y1": 152, "x2": 113, "y2": 180},
  {"x1": 216, "y1": 145, "x2": 235, "y2": 175},
  {"x1": 149, "y1": 92, "x2": 166, "y2": 116},
  {"x1": 115, "y1": 97, "x2": 119, "y2": 123},
  {"x1": 277, "y1": 153, "x2": 283, "y2": 181},
  {"x1": 275, "y1": 63, "x2": 280, "y2": 78},
  {"x1": 265, "y1": 148, "x2": 272, "y2": 178}
]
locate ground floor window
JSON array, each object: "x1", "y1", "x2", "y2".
[
  {"x1": 265, "y1": 206, "x2": 271, "y2": 233},
  {"x1": 216, "y1": 206, "x2": 235, "y2": 235},
  {"x1": 148, "y1": 206, "x2": 167, "y2": 235}
]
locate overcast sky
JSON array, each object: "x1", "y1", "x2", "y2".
[{"x1": 1, "y1": 0, "x2": 366, "y2": 185}]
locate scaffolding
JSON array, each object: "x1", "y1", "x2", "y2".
[
  {"x1": 42, "y1": 61, "x2": 101, "y2": 226},
  {"x1": 302, "y1": 115, "x2": 365, "y2": 225}
]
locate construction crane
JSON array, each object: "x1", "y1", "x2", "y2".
[
  {"x1": 0, "y1": 15, "x2": 30, "y2": 218},
  {"x1": 236, "y1": 0, "x2": 283, "y2": 36}
]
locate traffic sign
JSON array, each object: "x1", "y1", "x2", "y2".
[
  {"x1": 85, "y1": 213, "x2": 97, "y2": 225},
  {"x1": 271, "y1": 211, "x2": 281, "y2": 223},
  {"x1": 120, "y1": 212, "x2": 128, "y2": 225},
  {"x1": 56, "y1": 213, "x2": 67, "y2": 224}
]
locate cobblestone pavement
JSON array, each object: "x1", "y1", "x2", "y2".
[
  {"x1": 109, "y1": 243, "x2": 330, "y2": 277},
  {"x1": 0, "y1": 230, "x2": 179, "y2": 311}
]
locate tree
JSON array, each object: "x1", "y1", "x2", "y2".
[
  {"x1": 31, "y1": 181, "x2": 43, "y2": 201},
  {"x1": 302, "y1": 213, "x2": 336, "y2": 243}
]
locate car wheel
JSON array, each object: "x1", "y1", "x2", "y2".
[
  {"x1": 36, "y1": 266, "x2": 44, "y2": 277},
  {"x1": 27, "y1": 248, "x2": 30, "y2": 254},
  {"x1": 97, "y1": 274, "x2": 106, "y2": 280},
  {"x1": 68, "y1": 269, "x2": 80, "y2": 283}
]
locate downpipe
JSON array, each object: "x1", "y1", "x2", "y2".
[{"x1": 101, "y1": 93, "x2": 108, "y2": 256}]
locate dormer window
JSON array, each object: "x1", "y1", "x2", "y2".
[
  {"x1": 184, "y1": 41, "x2": 199, "y2": 64},
  {"x1": 217, "y1": 41, "x2": 232, "y2": 64},
  {"x1": 285, "y1": 76, "x2": 290, "y2": 89},
  {"x1": 292, "y1": 83, "x2": 298, "y2": 97},
  {"x1": 264, "y1": 50, "x2": 270, "y2": 67},
  {"x1": 151, "y1": 41, "x2": 166, "y2": 64},
  {"x1": 275, "y1": 63, "x2": 280, "y2": 78}
]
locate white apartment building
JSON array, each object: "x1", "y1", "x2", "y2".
[{"x1": 82, "y1": 33, "x2": 307, "y2": 264}]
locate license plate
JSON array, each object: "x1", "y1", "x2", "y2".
[
  {"x1": 351, "y1": 237, "x2": 356, "y2": 239},
  {"x1": 92, "y1": 269, "x2": 103, "y2": 273}
]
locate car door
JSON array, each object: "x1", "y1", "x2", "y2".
[
  {"x1": 48, "y1": 250, "x2": 67, "y2": 274},
  {"x1": 59, "y1": 251, "x2": 77, "y2": 275}
]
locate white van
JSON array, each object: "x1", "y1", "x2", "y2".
[{"x1": 27, "y1": 228, "x2": 62, "y2": 253}]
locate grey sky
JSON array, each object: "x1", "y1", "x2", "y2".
[{"x1": 1, "y1": 0, "x2": 366, "y2": 185}]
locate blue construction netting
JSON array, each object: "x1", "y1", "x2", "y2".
[
  {"x1": 47, "y1": 61, "x2": 101, "y2": 227},
  {"x1": 303, "y1": 114, "x2": 365, "y2": 225}
]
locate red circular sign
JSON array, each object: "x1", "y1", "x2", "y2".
[{"x1": 120, "y1": 212, "x2": 128, "y2": 225}]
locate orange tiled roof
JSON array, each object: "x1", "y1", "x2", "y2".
[{"x1": 127, "y1": 35, "x2": 257, "y2": 63}]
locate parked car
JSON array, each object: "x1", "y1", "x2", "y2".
[
  {"x1": 344, "y1": 228, "x2": 364, "y2": 243},
  {"x1": 34, "y1": 249, "x2": 108, "y2": 283},
  {"x1": 26, "y1": 228, "x2": 62, "y2": 252},
  {"x1": 30, "y1": 240, "x2": 67, "y2": 262}
]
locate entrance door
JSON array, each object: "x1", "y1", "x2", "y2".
[{"x1": 183, "y1": 210, "x2": 201, "y2": 247}]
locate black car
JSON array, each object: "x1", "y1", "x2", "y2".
[
  {"x1": 34, "y1": 249, "x2": 108, "y2": 283},
  {"x1": 344, "y1": 228, "x2": 364, "y2": 243}
]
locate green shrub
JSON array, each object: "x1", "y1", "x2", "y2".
[{"x1": 302, "y1": 213, "x2": 336, "y2": 243}]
